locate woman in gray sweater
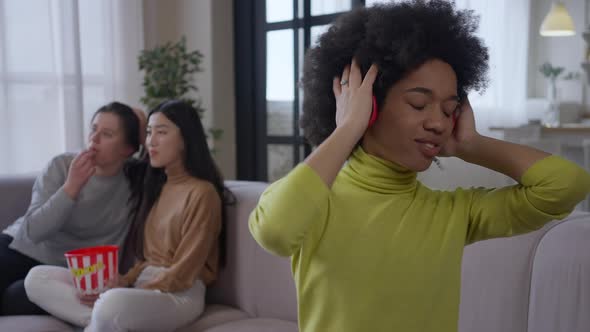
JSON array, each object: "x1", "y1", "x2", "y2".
[{"x1": 0, "y1": 102, "x2": 145, "y2": 315}]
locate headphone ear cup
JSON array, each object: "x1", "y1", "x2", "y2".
[{"x1": 368, "y1": 95, "x2": 378, "y2": 127}]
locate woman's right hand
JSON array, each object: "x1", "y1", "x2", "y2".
[
  {"x1": 333, "y1": 58, "x2": 379, "y2": 141},
  {"x1": 303, "y1": 59, "x2": 378, "y2": 188},
  {"x1": 63, "y1": 150, "x2": 96, "y2": 200}
]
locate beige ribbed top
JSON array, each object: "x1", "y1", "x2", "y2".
[{"x1": 123, "y1": 170, "x2": 221, "y2": 292}]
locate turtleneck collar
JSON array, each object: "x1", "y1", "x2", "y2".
[
  {"x1": 341, "y1": 146, "x2": 418, "y2": 194},
  {"x1": 165, "y1": 164, "x2": 191, "y2": 185}
]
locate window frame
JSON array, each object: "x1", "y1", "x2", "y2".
[{"x1": 235, "y1": 0, "x2": 364, "y2": 181}]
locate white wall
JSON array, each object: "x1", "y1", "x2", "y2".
[
  {"x1": 528, "y1": 0, "x2": 590, "y2": 112},
  {"x1": 210, "y1": 0, "x2": 237, "y2": 180},
  {"x1": 143, "y1": 0, "x2": 236, "y2": 179}
]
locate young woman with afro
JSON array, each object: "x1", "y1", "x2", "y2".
[{"x1": 249, "y1": 1, "x2": 590, "y2": 331}]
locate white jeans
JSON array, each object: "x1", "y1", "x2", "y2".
[{"x1": 25, "y1": 265, "x2": 206, "y2": 332}]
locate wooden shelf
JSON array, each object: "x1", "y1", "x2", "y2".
[{"x1": 490, "y1": 125, "x2": 590, "y2": 132}]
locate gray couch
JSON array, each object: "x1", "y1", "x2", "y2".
[{"x1": 0, "y1": 175, "x2": 589, "y2": 332}]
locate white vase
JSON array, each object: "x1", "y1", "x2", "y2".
[{"x1": 543, "y1": 80, "x2": 560, "y2": 127}]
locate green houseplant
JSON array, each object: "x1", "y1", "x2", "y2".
[{"x1": 138, "y1": 36, "x2": 223, "y2": 146}]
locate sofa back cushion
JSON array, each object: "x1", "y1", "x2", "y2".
[
  {"x1": 207, "y1": 181, "x2": 298, "y2": 322},
  {"x1": 0, "y1": 175, "x2": 35, "y2": 230},
  {"x1": 0, "y1": 176, "x2": 299, "y2": 322}
]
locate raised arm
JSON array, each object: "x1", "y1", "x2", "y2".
[
  {"x1": 305, "y1": 60, "x2": 378, "y2": 187},
  {"x1": 444, "y1": 99, "x2": 590, "y2": 243},
  {"x1": 465, "y1": 155, "x2": 590, "y2": 243},
  {"x1": 249, "y1": 60, "x2": 378, "y2": 256},
  {"x1": 442, "y1": 98, "x2": 550, "y2": 180},
  {"x1": 18, "y1": 151, "x2": 96, "y2": 243}
]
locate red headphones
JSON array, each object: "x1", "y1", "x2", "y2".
[{"x1": 368, "y1": 95, "x2": 378, "y2": 127}]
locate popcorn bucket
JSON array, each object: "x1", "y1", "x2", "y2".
[{"x1": 65, "y1": 245, "x2": 119, "y2": 295}]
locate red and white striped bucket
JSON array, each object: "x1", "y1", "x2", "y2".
[{"x1": 65, "y1": 245, "x2": 119, "y2": 295}]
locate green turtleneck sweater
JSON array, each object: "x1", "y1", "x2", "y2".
[{"x1": 249, "y1": 147, "x2": 590, "y2": 332}]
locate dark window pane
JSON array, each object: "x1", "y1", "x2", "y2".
[
  {"x1": 267, "y1": 100, "x2": 294, "y2": 136},
  {"x1": 268, "y1": 144, "x2": 294, "y2": 182}
]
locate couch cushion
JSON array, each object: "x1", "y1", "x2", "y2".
[
  {"x1": 206, "y1": 181, "x2": 267, "y2": 314},
  {"x1": 459, "y1": 220, "x2": 560, "y2": 332},
  {"x1": 207, "y1": 181, "x2": 297, "y2": 322},
  {"x1": 179, "y1": 304, "x2": 249, "y2": 332},
  {"x1": 0, "y1": 175, "x2": 35, "y2": 230},
  {"x1": 203, "y1": 318, "x2": 297, "y2": 332},
  {"x1": 0, "y1": 315, "x2": 74, "y2": 332},
  {"x1": 249, "y1": 241, "x2": 297, "y2": 321}
]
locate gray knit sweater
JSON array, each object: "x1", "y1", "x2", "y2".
[{"x1": 4, "y1": 153, "x2": 132, "y2": 266}]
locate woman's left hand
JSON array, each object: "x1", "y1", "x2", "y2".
[{"x1": 439, "y1": 96, "x2": 480, "y2": 157}]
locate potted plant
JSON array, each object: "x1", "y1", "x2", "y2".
[{"x1": 139, "y1": 36, "x2": 223, "y2": 149}]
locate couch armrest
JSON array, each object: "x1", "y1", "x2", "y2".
[
  {"x1": 459, "y1": 220, "x2": 560, "y2": 332},
  {"x1": 527, "y1": 212, "x2": 590, "y2": 332}
]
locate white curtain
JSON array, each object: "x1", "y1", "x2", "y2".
[
  {"x1": 454, "y1": 0, "x2": 531, "y2": 133},
  {"x1": 0, "y1": 0, "x2": 144, "y2": 175},
  {"x1": 366, "y1": 0, "x2": 531, "y2": 134}
]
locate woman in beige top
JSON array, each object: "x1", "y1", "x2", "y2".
[{"x1": 25, "y1": 100, "x2": 228, "y2": 332}]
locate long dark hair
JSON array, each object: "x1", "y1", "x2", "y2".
[{"x1": 126, "y1": 100, "x2": 231, "y2": 265}]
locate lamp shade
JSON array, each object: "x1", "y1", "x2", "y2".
[{"x1": 540, "y1": 2, "x2": 575, "y2": 36}]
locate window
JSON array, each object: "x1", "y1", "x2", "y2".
[
  {"x1": 0, "y1": 0, "x2": 143, "y2": 175},
  {"x1": 235, "y1": 0, "x2": 363, "y2": 181},
  {"x1": 235, "y1": 0, "x2": 530, "y2": 181}
]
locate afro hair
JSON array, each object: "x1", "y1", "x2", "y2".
[{"x1": 299, "y1": 0, "x2": 489, "y2": 146}]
